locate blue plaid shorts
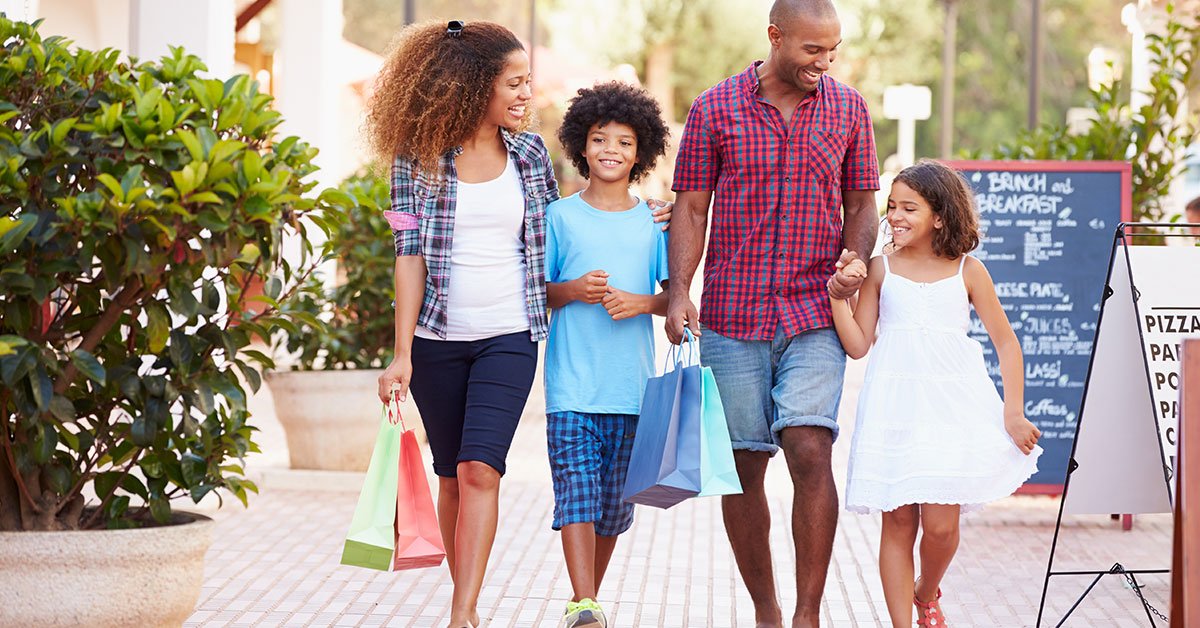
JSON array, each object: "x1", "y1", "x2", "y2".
[{"x1": 546, "y1": 411, "x2": 637, "y2": 536}]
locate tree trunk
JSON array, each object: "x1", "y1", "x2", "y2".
[{"x1": 0, "y1": 451, "x2": 23, "y2": 530}]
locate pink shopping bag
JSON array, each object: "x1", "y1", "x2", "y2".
[{"x1": 391, "y1": 397, "x2": 446, "y2": 570}]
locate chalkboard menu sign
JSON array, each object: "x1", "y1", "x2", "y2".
[{"x1": 948, "y1": 161, "x2": 1132, "y2": 492}]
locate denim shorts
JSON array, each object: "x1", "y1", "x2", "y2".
[
  {"x1": 546, "y1": 411, "x2": 637, "y2": 536},
  {"x1": 699, "y1": 324, "x2": 846, "y2": 455}
]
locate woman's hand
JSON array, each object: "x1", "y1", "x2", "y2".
[
  {"x1": 647, "y1": 198, "x2": 673, "y2": 230},
  {"x1": 1004, "y1": 412, "x2": 1042, "y2": 455},
  {"x1": 378, "y1": 355, "x2": 413, "y2": 404}
]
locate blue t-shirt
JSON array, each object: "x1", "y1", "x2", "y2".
[{"x1": 544, "y1": 192, "x2": 670, "y2": 414}]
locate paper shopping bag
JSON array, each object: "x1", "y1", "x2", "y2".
[
  {"x1": 622, "y1": 333, "x2": 703, "y2": 508},
  {"x1": 698, "y1": 365, "x2": 743, "y2": 497},
  {"x1": 393, "y1": 424, "x2": 446, "y2": 570},
  {"x1": 340, "y1": 407, "x2": 403, "y2": 570}
]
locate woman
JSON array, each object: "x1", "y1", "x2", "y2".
[{"x1": 367, "y1": 20, "x2": 667, "y2": 628}]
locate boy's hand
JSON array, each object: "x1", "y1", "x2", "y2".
[
  {"x1": 1004, "y1": 413, "x2": 1042, "y2": 455},
  {"x1": 574, "y1": 270, "x2": 609, "y2": 304},
  {"x1": 647, "y1": 198, "x2": 673, "y2": 231},
  {"x1": 601, "y1": 288, "x2": 645, "y2": 320}
]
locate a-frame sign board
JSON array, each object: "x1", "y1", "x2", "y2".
[{"x1": 1036, "y1": 223, "x2": 1200, "y2": 626}]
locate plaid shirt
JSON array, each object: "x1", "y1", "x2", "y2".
[
  {"x1": 673, "y1": 63, "x2": 880, "y2": 341},
  {"x1": 386, "y1": 130, "x2": 559, "y2": 342}
]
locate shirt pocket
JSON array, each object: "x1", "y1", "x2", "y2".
[{"x1": 808, "y1": 129, "x2": 848, "y2": 184}]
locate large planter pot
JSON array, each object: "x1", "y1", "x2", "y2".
[
  {"x1": 0, "y1": 512, "x2": 213, "y2": 627},
  {"x1": 265, "y1": 368, "x2": 425, "y2": 471}
]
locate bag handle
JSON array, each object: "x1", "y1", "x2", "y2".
[
  {"x1": 663, "y1": 327, "x2": 699, "y2": 371},
  {"x1": 387, "y1": 390, "x2": 408, "y2": 430}
]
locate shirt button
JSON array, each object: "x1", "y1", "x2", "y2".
[
  {"x1": 775, "y1": 289, "x2": 783, "y2": 296},
  {"x1": 785, "y1": 176, "x2": 791, "y2": 182},
  {"x1": 778, "y1": 252, "x2": 786, "y2": 259}
]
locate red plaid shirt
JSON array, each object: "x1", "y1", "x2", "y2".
[{"x1": 673, "y1": 63, "x2": 880, "y2": 341}]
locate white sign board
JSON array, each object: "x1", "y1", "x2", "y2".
[{"x1": 1061, "y1": 241, "x2": 1199, "y2": 515}]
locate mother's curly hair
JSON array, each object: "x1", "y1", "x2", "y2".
[
  {"x1": 557, "y1": 82, "x2": 670, "y2": 183},
  {"x1": 365, "y1": 20, "x2": 532, "y2": 172}
]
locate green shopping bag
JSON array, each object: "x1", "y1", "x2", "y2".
[{"x1": 340, "y1": 404, "x2": 403, "y2": 570}]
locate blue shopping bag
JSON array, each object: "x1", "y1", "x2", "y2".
[
  {"x1": 698, "y1": 366, "x2": 742, "y2": 497},
  {"x1": 622, "y1": 332, "x2": 703, "y2": 508}
]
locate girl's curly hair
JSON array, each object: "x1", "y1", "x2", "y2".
[
  {"x1": 365, "y1": 20, "x2": 531, "y2": 173},
  {"x1": 891, "y1": 159, "x2": 981, "y2": 259},
  {"x1": 557, "y1": 82, "x2": 670, "y2": 183}
]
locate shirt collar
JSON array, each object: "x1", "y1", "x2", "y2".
[
  {"x1": 448, "y1": 128, "x2": 528, "y2": 160},
  {"x1": 740, "y1": 60, "x2": 825, "y2": 102}
]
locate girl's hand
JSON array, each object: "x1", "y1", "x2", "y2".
[
  {"x1": 648, "y1": 198, "x2": 673, "y2": 231},
  {"x1": 601, "y1": 288, "x2": 645, "y2": 320},
  {"x1": 842, "y1": 258, "x2": 867, "y2": 280},
  {"x1": 378, "y1": 355, "x2": 413, "y2": 404},
  {"x1": 1004, "y1": 413, "x2": 1042, "y2": 455},
  {"x1": 574, "y1": 270, "x2": 609, "y2": 304}
]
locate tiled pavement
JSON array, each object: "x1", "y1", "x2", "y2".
[{"x1": 184, "y1": 358, "x2": 1174, "y2": 627}]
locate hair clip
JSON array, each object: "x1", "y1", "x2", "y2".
[{"x1": 446, "y1": 20, "x2": 464, "y2": 38}]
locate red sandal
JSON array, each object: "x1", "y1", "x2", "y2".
[{"x1": 914, "y1": 587, "x2": 949, "y2": 627}]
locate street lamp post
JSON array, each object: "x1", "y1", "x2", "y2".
[{"x1": 1029, "y1": 0, "x2": 1042, "y2": 129}]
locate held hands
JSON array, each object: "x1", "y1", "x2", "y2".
[
  {"x1": 573, "y1": 270, "x2": 610, "y2": 304},
  {"x1": 827, "y1": 248, "x2": 866, "y2": 300},
  {"x1": 1005, "y1": 412, "x2": 1042, "y2": 455},
  {"x1": 647, "y1": 198, "x2": 673, "y2": 231}
]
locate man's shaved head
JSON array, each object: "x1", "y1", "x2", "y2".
[{"x1": 769, "y1": 0, "x2": 839, "y2": 27}]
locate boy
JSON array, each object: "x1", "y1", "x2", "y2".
[{"x1": 544, "y1": 81, "x2": 672, "y2": 628}]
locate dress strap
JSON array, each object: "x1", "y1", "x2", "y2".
[
  {"x1": 957, "y1": 255, "x2": 967, "y2": 274},
  {"x1": 882, "y1": 255, "x2": 891, "y2": 274}
]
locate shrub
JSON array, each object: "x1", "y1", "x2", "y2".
[
  {"x1": 279, "y1": 170, "x2": 395, "y2": 371},
  {"x1": 0, "y1": 18, "x2": 350, "y2": 530}
]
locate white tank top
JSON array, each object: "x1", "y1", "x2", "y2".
[{"x1": 415, "y1": 157, "x2": 529, "y2": 341}]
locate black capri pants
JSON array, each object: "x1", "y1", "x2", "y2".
[{"x1": 408, "y1": 331, "x2": 537, "y2": 477}]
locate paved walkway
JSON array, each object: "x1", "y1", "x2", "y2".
[{"x1": 184, "y1": 358, "x2": 1173, "y2": 627}]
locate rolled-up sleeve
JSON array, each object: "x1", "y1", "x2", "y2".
[
  {"x1": 841, "y1": 94, "x2": 881, "y2": 191},
  {"x1": 672, "y1": 95, "x2": 719, "y2": 192},
  {"x1": 385, "y1": 157, "x2": 421, "y2": 257}
]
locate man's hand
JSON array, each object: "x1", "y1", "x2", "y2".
[
  {"x1": 827, "y1": 249, "x2": 865, "y2": 300},
  {"x1": 665, "y1": 294, "x2": 700, "y2": 344},
  {"x1": 573, "y1": 270, "x2": 609, "y2": 304},
  {"x1": 602, "y1": 288, "x2": 646, "y2": 320},
  {"x1": 647, "y1": 198, "x2": 673, "y2": 231}
]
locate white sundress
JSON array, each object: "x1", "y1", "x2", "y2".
[{"x1": 844, "y1": 255, "x2": 1042, "y2": 514}]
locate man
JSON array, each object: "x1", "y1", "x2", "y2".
[{"x1": 665, "y1": 1, "x2": 879, "y2": 626}]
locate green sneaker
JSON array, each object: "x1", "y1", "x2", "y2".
[{"x1": 559, "y1": 598, "x2": 607, "y2": 628}]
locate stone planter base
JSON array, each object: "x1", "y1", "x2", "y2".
[
  {"x1": 265, "y1": 368, "x2": 426, "y2": 471},
  {"x1": 0, "y1": 512, "x2": 213, "y2": 627}
]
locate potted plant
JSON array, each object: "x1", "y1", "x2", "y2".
[
  {"x1": 265, "y1": 170, "x2": 425, "y2": 472},
  {"x1": 0, "y1": 18, "x2": 347, "y2": 626}
]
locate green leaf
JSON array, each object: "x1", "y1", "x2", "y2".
[
  {"x1": 180, "y1": 452, "x2": 207, "y2": 486},
  {"x1": 0, "y1": 214, "x2": 37, "y2": 250},
  {"x1": 69, "y1": 349, "x2": 106, "y2": 385},
  {"x1": 131, "y1": 416, "x2": 154, "y2": 446},
  {"x1": 264, "y1": 276, "x2": 282, "y2": 300},
  {"x1": 49, "y1": 395, "x2": 75, "y2": 422},
  {"x1": 146, "y1": 303, "x2": 170, "y2": 353},
  {"x1": 149, "y1": 496, "x2": 171, "y2": 523},
  {"x1": 32, "y1": 421, "x2": 57, "y2": 464},
  {"x1": 176, "y1": 128, "x2": 204, "y2": 162},
  {"x1": 96, "y1": 173, "x2": 123, "y2": 200},
  {"x1": 30, "y1": 365, "x2": 52, "y2": 413}
]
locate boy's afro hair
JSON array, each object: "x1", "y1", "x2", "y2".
[{"x1": 557, "y1": 81, "x2": 670, "y2": 183}]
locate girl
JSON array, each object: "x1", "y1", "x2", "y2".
[
  {"x1": 829, "y1": 160, "x2": 1042, "y2": 627},
  {"x1": 367, "y1": 21, "x2": 668, "y2": 628}
]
